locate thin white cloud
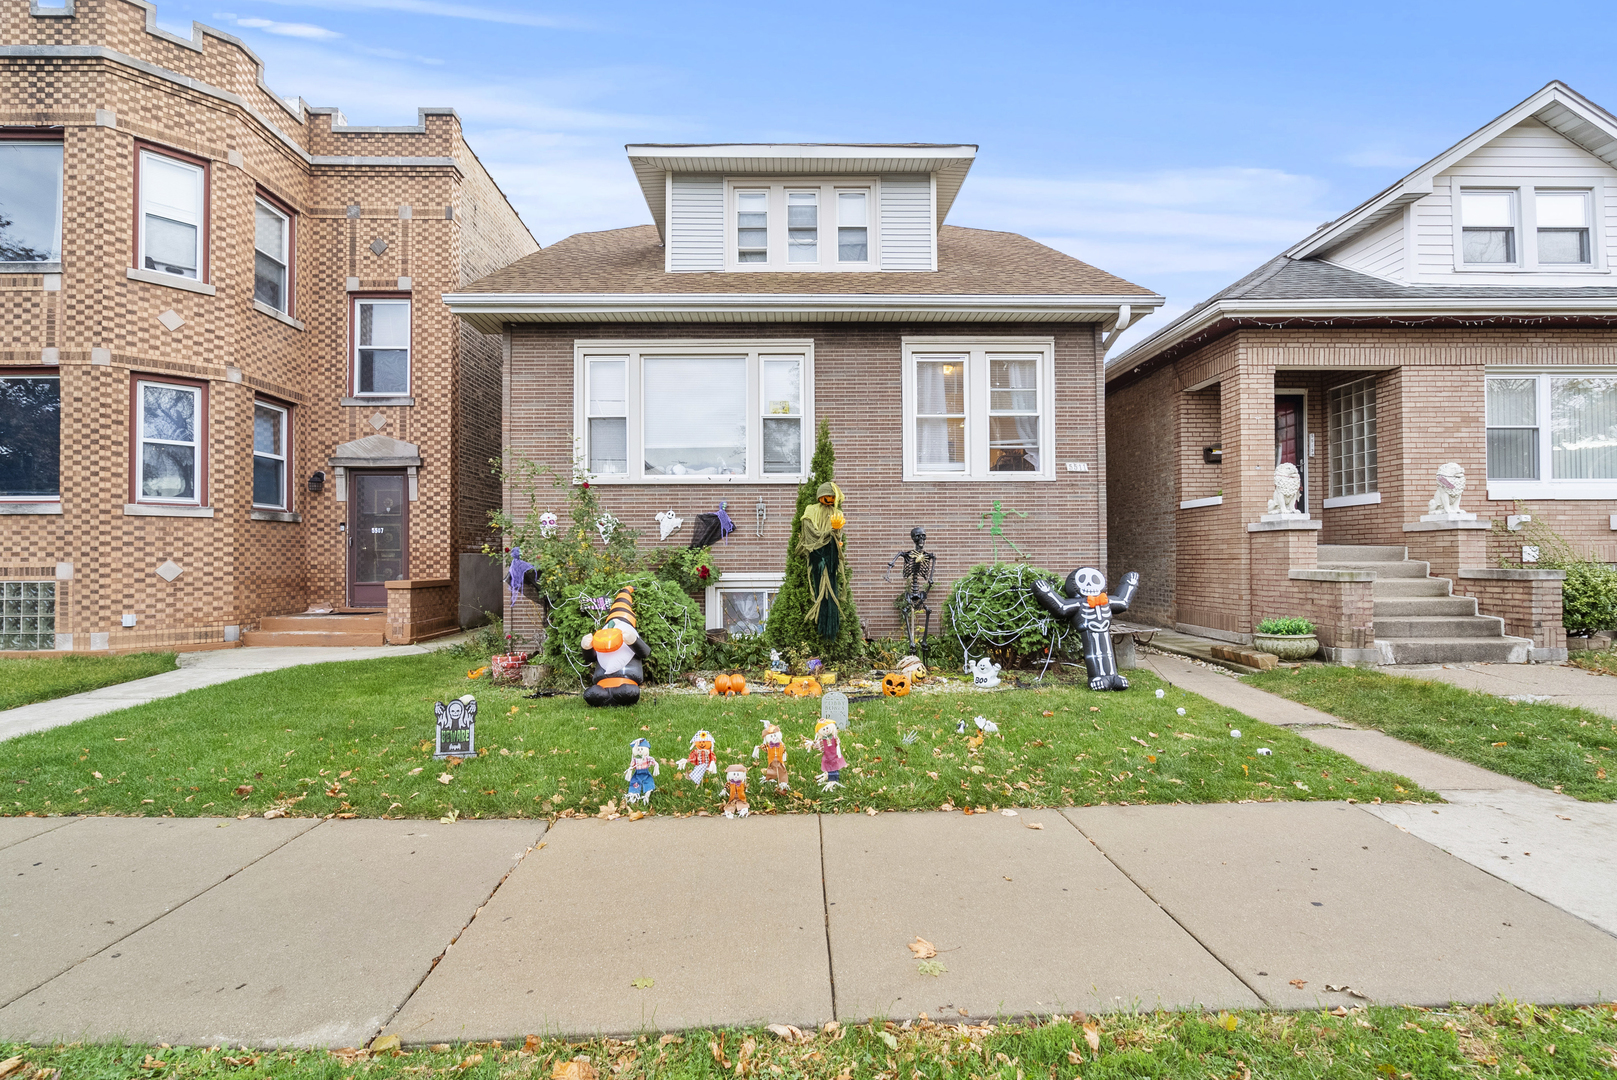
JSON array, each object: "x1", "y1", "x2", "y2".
[
  {"x1": 357, "y1": 44, "x2": 445, "y2": 65},
  {"x1": 245, "y1": 0, "x2": 586, "y2": 29},
  {"x1": 216, "y1": 13, "x2": 342, "y2": 39}
]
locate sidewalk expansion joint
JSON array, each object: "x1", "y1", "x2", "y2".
[
  {"x1": 1057, "y1": 812, "x2": 1274, "y2": 1009},
  {"x1": 817, "y1": 813, "x2": 839, "y2": 1018},
  {"x1": 0, "y1": 814, "x2": 81, "y2": 854}
]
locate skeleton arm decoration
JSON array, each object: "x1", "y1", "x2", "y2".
[{"x1": 1030, "y1": 568, "x2": 1141, "y2": 692}]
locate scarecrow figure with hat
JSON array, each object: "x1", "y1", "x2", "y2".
[
  {"x1": 580, "y1": 586, "x2": 650, "y2": 707},
  {"x1": 798, "y1": 482, "x2": 847, "y2": 642},
  {"x1": 623, "y1": 738, "x2": 659, "y2": 805},
  {"x1": 810, "y1": 718, "x2": 847, "y2": 790},
  {"x1": 753, "y1": 722, "x2": 790, "y2": 791},
  {"x1": 685, "y1": 729, "x2": 718, "y2": 784},
  {"x1": 722, "y1": 764, "x2": 749, "y2": 818}
]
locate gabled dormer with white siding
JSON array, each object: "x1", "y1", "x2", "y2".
[
  {"x1": 1297, "y1": 82, "x2": 1617, "y2": 289},
  {"x1": 627, "y1": 144, "x2": 976, "y2": 273}
]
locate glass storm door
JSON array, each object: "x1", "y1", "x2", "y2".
[
  {"x1": 1275, "y1": 394, "x2": 1306, "y2": 509},
  {"x1": 348, "y1": 471, "x2": 408, "y2": 608}
]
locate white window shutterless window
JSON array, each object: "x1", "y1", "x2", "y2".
[
  {"x1": 573, "y1": 342, "x2": 812, "y2": 483},
  {"x1": 736, "y1": 190, "x2": 768, "y2": 263},
  {"x1": 254, "y1": 198, "x2": 290, "y2": 311},
  {"x1": 136, "y1": 381, "x2": 201, "y2": 503},
  {"x1": 1461, "y1": 190, "x2": 1516, "y2": 266},
  {"x1": 139, "y1": 150, "x2": 205, "y2": 279},
  {"x1": 0, "y1": 139, "x2": 63, "y2": 265},
  {"x1": 1487, "y1": 371, "x2": 1617, "y2": 498},
  {"x1": 354, "y1": 299, "x2": 410, "y2": 395},
  {"x1": 787, "y1": 191, "x2": 818, "y2": 262},
  {"x1": 727, "y1": 181, "x2": 873, "y2": 270},
  {"x1": 837, "y1": 191, "x2": 868, "y2": 262},
  {"x1": 252, "y1": 401, "x2": 288, "y2": 509},
  {"x1": 1536, "y1": 191, "x2": 1592, "y2": 265},
  {"x1": 902, "y1": 338, "x2": 1055, "y2": 481}
]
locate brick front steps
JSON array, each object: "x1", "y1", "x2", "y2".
[{"x1": 241, "y1": 612, "x2": 387, "y2": 648}]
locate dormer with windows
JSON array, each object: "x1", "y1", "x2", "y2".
[{"x1": 627, "y1": 144, "x2": 977, "y2": 273}]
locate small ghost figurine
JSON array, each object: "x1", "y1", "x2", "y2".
[
  {"x1": 753, "y1": 722, "x2": 790, "y2": 791},
  {"x1": 686, "y1": 729, "x2": 717, "y2": 784},
  {"x1": 623, "y1": 738, "x2": 659, "y2": 805},
  {"x1": 655, "y1": 509, "x2": 684, "y2": 541},
  {"x1": 811, "y1": 719, "x2": 847, "y2": 790},
  {"x1": 722, "y1": 764, "x2": 749, "y2": 818},
  {"x1": 970, "y1": 656, "x2": 1002, "y2": 688}
]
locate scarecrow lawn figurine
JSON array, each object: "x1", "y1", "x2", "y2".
[
  {"x1": 753, "y1": 722, "x2": 790, "y2": 791},
  {"x1": 811, "y1": 718, "x2": 847, "y2": 790},
  {"x1": 798, "y1": 481, "x2": 848, "y2": 641},
  {"x1": 580, "y1": 586, "x2": 650, "y2": 707},
  {"x1": 722, "y1": 764, "x2": 749, "y2": 818},
  {"x1": 885, "y1": 525, "x2": 938, "y2": 662},
  {"x1": 686, "y1": 729, "x2": 718, "y2": 784},
  {"x1": 1031, "y1": 568, "x2": 1141, "y2": 692},
  {"x1": 623, "y1": 738, "x2": 659, "y2": 805}
]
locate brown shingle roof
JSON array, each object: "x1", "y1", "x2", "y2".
[{"x1": 457, "y1": 224, "x2": 1156, "y2": 297}]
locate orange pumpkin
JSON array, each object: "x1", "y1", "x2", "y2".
[
  {"x1": 881, "y1": 672, "x2": 911, "y2": 697},
  {"x1": 783, "y1": 676, "x2": 823, "y2": 698},
  {"x1": 711, "y1": 673, "x2": 749, "y2": 697}
]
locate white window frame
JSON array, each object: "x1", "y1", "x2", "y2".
[
  {"x1": 1324, "y1": 376, "x2": 1379, "y2": 505},
  {"x1": 1486, "y1": 367, "x2": 1617, "y2": 499},
  {"x1": 901, "y1": 337, "x2": 1056, "y2": 482},
  {"x1": 252, "y1": 400, "x2": 289, "y2": 510},
  {"x1": 1453, "y1": 182, "x2": 1607, "y2": 273},
  {"x1": 137, "y1": 148, "x2": 206, "y2": 281},
  {"x1": 725, "y1": 178, "x2": 877, "y2": 272},
  {"x1": 704, "y1": 571, "x2": 786, "y2": 633},
  {"x1": 352, "y1": 297, "x2": 412, "y2": 397},
  {"x1": 135, "y1": 379, "x2": 202, "y2": 506},
  {"x1": 572, "y1": 340, "x2": 814, "y2": 484},
  {"x1": 253, "y1": 197, "x2": 291, "y2": 314}
]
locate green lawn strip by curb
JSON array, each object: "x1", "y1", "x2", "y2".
[
  {"x1": 1569, "y1": 650, "x2": 1617, "y2": 676},
  {"x1": 4, "y1": 1001, "x2": 1614, "y2": 1078},
  {"x1": 1, "y1": 651, "x2": 1434, "y2": 819},
  {"x1": 0, "y1": 652, "x2": 178, "y2": 712},
  {"x1": 1248, "y1": 665, "x2": 1617, "y2": 801}
]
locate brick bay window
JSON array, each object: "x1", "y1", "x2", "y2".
[
  {"x1": 353, "y1": 297, "x2": 411, "y2": 397},
  {"x1": 252, "y1": 399, "x2": 290, "y2": 511},
  {"x1": 131, "y1": 377, "x2": 207, "y2": 508},
  {"x1": 575, "y1": 342, "x2": 811, "y2": 482},
  {"x1": 901, "y1": 337, "x2": 1055, "y2": 480},
  {"x1": 0, "y1": 370, "x2": 60, "y2": 507},
  {"x1": 1487, "y1": 371, "x2": 1617, "y2": 498},
  {"x1": 1323, "y1": 376, "x2": 1379, "y2": 508},
  {"x1": 254, "y1": 194, "x2": 294, "y2": 314},
  {"x1": 0, "y1": 131, "x2": 64, "y2": 271},
  {"x1": 137, "y1": 147, "x2": 208, "y2": 281}
]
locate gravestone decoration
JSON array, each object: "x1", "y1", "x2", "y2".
[
  {"x1": 821, "y1": 689, "x2": 850, "y2": 731},
  {"x1": 434, "y1": 694, "x2": 478, "y2": 758}
]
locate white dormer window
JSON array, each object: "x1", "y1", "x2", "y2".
[
  {"x1": 1461, "y1": 190, "x2": 1516, "y2": 265},
  {"x1": 725, "y1": 180, "x2": 875, "y2": 271},
  {"x1": 787, "y1": 191, "x2": 818, "y2": 261},
  {"x1": 838, "y1": 191, "x2": 868, "y2": 261},
  {"x1": 736, "y1": 190, "x2": 768, "y2": 262},
  {"x1": 1456, "y1": 186, "x2": 1600, "y2": 271},
  {"x1": 1536, "y1": 191, "x2": 1591, "y2": 264}
]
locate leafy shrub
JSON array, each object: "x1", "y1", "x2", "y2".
[
  {"x1": 443, "y1": 615, "x2": 509, "y2": 660},
  {"x1": 941, "y1": 562, "x2": 1074, "y2": 669},
  {"x1": 488, "y1": 458, "x2": 641, "y2": 600},
  {"x1": 645, "y1": 546, "x2": 720, "y2": 595},
  {"x1": 540, "y1": 572, "x2": 703, "y2": 687},
  {"x1": 702, "y1": 631, "x2": 774, "y2": 671},
  {"x1": 1561, "y1": 562, "x2": 1617, "y2": 635},
  {"x1": 1256, "y1": 617, "x2": 1316, "y2": 636}
]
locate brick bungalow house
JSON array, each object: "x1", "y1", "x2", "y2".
[
  {"x1": 0, "y1": 0, "x2": 536, "y2": 652},
  {"x1": 444, "y1": 144, "x2": 1161, "y2": 644},
  {"x1": 1105, "y1": 81, "x2": 1617, "y2": 665}
]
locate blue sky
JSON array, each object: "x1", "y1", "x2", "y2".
[{"x1": 151, "y1": 0, "x2": 1617, "y2": 348}]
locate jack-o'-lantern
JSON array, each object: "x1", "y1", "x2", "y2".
[
  {"x1": 881, "y1": 671, "x2": 911, "y2": 697},
  {"x1": 783, "y1": 676, "x2": 823, "y2": 698},
  {"x1": 711, "y1": 673, "x2": 749, "y2": 697}
]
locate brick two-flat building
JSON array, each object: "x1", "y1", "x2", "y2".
[{"x1": 0, "y1": 0, "x2": 536, "y2": 652}]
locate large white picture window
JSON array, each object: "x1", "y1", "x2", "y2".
[
  {"x1": 575, "y1": 342, "x2": 813, "y2": 483},
  {"x1": 138, "y1": 149, "x2": 205, "y2": 280},
  {"x1": 902, "y1": 338, "x2": 1055, "y2": 481},
  {"x1": 1487, "y1": 370, "x2": 1617, "y2": 498}
]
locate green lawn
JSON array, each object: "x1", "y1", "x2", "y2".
[
  {"x1": 1248, "y1": 665, "x2": 1617, "y2": 801},
  {"x1": 0, "y1": 651, "x2": 178, "y2": 711},
  {"x1": 3, "y1": 1001, "x2": 1613, "y2": 1078},
  {"x1": 0, "y1": 652, "x2": 1433, "y2": 819},
  {"x1": 1569, "y1": 649, "x2": 1617, "y2": 676}
]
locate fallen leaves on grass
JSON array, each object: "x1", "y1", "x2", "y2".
[
  {"x1": 550, "y1": 1060, "x2": 596, "y2": 1080},
  {"x1": 437, "y1": 773, "x2": 454, "y2": 784},
  {"x1": 1083, "y1": 1022, "x2": 1102, "y2": 1051},
  {"x1": 369, "y1": 1036, "x2": 400, "y2": 1054},
  {"x1": 139, "y1": 1056, "x2": 167, "y2": 1070},
  {"x1": 766, "y1": 1024, "x2": 807, "y2": 1043},
  {"x1": 908, "y1": 937, "x2": 937, "y2": 959},
  {"x1": 233, "y1": 785, "x2": 253, "y2": 797},
  {"x1": 0, "y1": 1058, "x2": 23, "y2": 1080}
]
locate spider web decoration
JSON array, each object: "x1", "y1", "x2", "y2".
[{"x1": 946, "y1": 563, "x2": 1072, "y2": 681}]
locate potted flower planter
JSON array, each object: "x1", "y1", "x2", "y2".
[{"x1": 1253, "y1": 618, "x2": 1319, "y2": 661}]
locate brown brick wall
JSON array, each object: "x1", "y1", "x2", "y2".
[{"x1": 1105, "y1": 362, "x2": 1176, "y2": 626}]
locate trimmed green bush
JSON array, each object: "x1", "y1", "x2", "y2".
[
  {"x1": 540, "y1": 571, "x2": 703, "y2": 686},
  {"x1": 941, "y1": 562, "x2": 1073, "y2": 668},
  {"x1": 1561, "y1": 562, "x2": 1617, "y2": 635},
  {"x1": 1256, "y1": 617, "x2": 1316, "y2": 635}
]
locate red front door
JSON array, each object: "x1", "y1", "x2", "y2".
[
  {"x1": 1275, "y1": 395, "x2": 1306, "y2": 507},
  {"x1": 348, "y1": 471, "x2": 408, "y2": 608}
]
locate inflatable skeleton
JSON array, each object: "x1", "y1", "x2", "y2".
[{"x1": 1031, "y1": 567, "x2": 1141, "y2": 691}]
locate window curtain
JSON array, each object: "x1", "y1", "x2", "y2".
[
  {"x1": 1487, "y1": 378, "x2": 1539, "y2": 480},
  {"x1": 989, "y1": 357, "x2": 1039, "y2": 471},
  {"x1": 916, "y1": 360, "x2": 964, "y2": 470},
  {"x1": 1552, "y1": 377, "x2": 1617, "y2": 480}
]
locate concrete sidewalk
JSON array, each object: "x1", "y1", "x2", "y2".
[
  {"x1": 3, "y1": 807, "x2": 1615, "y2": 1049},
  {"x1": 1397, "y1": 660, "x2": 1617, "y2": 720},
  {"x1": 0, "y1": 644, "x2": 440, "y2": 743}
]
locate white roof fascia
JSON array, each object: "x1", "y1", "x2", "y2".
[
  {"x1": 625, "y1": 144, "x2": 978, "y2": 240},
  {"x1": 1287, "y1": 81, "x2": 1617, "y2": 261}
]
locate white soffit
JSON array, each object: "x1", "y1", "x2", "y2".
[
  {"x1": 627, "y1": 143, "x2": 978, "y2": 239},
  {"x1": 1289, "y1": 81, "x2": 1617, "y2": 261}
]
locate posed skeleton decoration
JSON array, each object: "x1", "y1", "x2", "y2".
[
  {"x1": 1031, "y1": 567, "x2": 1141, "y2": 691},
  {"x1": 885, "y1": 527, "x2": 938, "y2": 662}
]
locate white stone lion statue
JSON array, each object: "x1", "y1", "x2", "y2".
[
  {"x1": 1265, "y1": 462, "x2": 1303, "y2": 517},
  {"x1": 1428, "y1": 462, "x2": 1467, "y2": 517}
]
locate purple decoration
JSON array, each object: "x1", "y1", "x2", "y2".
[
  {"x1": 508, "y1": 546, "x2": 534, "y2": 604},
  {"x1": 715, "y1": 501, "x2": 735, "y2": 544}
]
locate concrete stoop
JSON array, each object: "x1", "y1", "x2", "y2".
[
  {"x1": 240, "y1": 612, "x2": 387, "y2": 648},
  {"x1": 1317, "y1": 545, "x2": 1532, "y2": 665}
]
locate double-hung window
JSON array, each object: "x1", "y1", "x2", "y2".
[
  {"x1": 1535, "y1": 191, "x2": 1592, "y2": 265},
  {"x1": 903, "y1": 338, "x2": 1055, "y2": 480},
  {"x1": 254, "y1": 196, "x2": 292, "y2": 312},
  {"x1": 728, "y1": 181, "x2": 874, "y2": 269},
  {"x1": 138, "y1": 148, "x2": 206, "y2": 280},
  {"x1": 837, "y1": 191, "x2": 868, "y2": 262},
  {"x1": 1325, "y1": 377, "x2": 1378, "y2": 503},
  {"x1": 787, "y1": 191, "x2": 818, "y2": 262},
  {"x1": 0, "y1": 371, "x2": 60, "y2": 502},
  {"x1": 0, "y1": 134, "x2": 64, "y2": 268},
  {"x1": 1459, "y1": 186, "x2": 1600, "y2": 270},
  {"x1": 353, "y1": 297, "x2": 410, "y2": 396},
  {"x1": 135, "y1": 378, "x2": 204, "y2": 505},
  {"x1": 253, "y1": 401, "x2": 289, "y2": 510},
  {"x1": 576, "y1": 342, "x2": 812, "y2": 483},
  {"x1": 1487, "y1": 371, "x2": 1617, "y2": 497},
  {"x1": 736, "y1": 191, "x2": 768, "y2": 262},
  {"x1": 1461, "y1": 190, "x2": 1516, "y2": 265}
]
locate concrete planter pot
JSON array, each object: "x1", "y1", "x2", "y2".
[{"x1": 1253, "y1": 632, "x2": 1320, "y2": 661}]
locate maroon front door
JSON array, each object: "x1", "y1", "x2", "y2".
[
  {"x1": 348, "y1": 471, "x2": 408, "y2": 608},
  {"x1": 1275, "y1": 394, "x2": 1306, "y2": 508}
]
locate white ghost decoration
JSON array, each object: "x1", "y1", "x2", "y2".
[
  {"x1": 655, "y1": 509, "x2": 684, "y2": 541},
  {"x1": 537, "y1": 512, "x2": 558, "y2": 538},
  {"x1": 970, "y1": 656, "x2": 1002, "y2": 688}
]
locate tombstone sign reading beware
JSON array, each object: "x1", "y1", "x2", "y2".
[{"x1": 434, "y1": 695, "x2": 477, "y2": 758}]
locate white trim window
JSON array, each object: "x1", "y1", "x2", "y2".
[
  {"x1": 1535, "y1": 190, "x2": 1592, "y2": 265},
  {"x1": 1460, "y1": 190, "x2": 1516, "y2": 265},
  {"x1": 0, "y1": 140, "x2": 64, "y2": 266},
  {"x1": 354, "y1": 298, "x2": 411, "y2": 396},
  {"x1": 901, "y1": 337, "x2": 1055, "y2": 481},
  {"x1": 727, "y1": 180, "x2": 875, "y2": 271},
  {"x1": 1326, "y1": 377, "x2": 1377, "y2": 499},
  {"x1": 1457, "y1": 185, "x2": 1602, "y2": 271},
  {"x1": 254, "y1": 198, "x2": 290, "y2": 312},
  {"x1": 575, "y1": 341, "x2": 813, "y2": 483},
  {"x1": 252, "y1": 401, "x2": 288, "y2": 509},
  {"x1": 704, "y1": 571, "x2": 785, "y2": 634},
  {"x1": 139, "y1": 149, "x2": 205, "y2": 280},
  {"x1": 1487, "y1": 370, "x2": 1617, "y2": 498},
  {"x1": 136, "y1": 380, "x2": 201, "y2": 504}
]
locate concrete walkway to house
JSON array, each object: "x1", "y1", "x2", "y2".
[{"x1": 0, "y1": 643, "x2": 448, "y2": 743}]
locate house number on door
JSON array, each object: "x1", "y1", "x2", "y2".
[{"x1": 371, "y1": 527, "x2": 385, "y2": 534}]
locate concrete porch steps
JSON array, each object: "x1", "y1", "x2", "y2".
[
  {"x1": 241, "y1": 612, "x2": 387, "y2": 648},
  {"x1": 1316, "y1": 545, "x2": 1531, "y2": 665}
]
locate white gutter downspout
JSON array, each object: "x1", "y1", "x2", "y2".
[{"x1": 1101, "y1": 304, "x2": 1133, "y2": 353}]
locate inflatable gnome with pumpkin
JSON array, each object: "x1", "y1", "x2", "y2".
[{"x1": 580, "y1": 586, "x2": 650, "y2": 707}]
